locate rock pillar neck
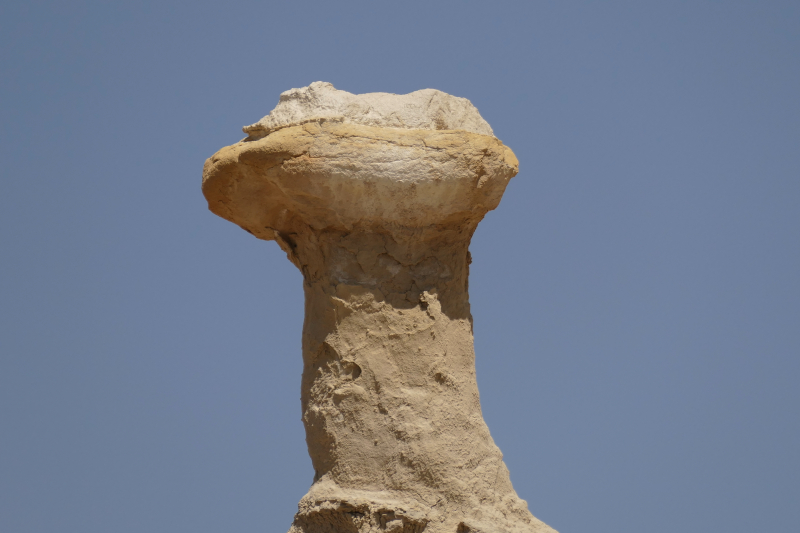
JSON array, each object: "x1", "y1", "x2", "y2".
[{"x1": 278, "y1": 224, "x2": 536, "y2": 532}]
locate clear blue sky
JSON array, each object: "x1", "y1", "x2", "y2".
[{"x1": 2, "y1": 1, "x2": 798, "y2": 532}]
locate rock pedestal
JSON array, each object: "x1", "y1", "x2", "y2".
[{"x1": 202, "y1": 83, "x2": 556, "y2": 533}]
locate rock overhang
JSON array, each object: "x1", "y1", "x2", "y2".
[{"x1": 202, "y1": 121, "x2": 519, "y2": 241}]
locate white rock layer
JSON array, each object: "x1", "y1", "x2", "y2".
[{"x1": 243, "y1": 81, "x2": 494, "y2": 137}]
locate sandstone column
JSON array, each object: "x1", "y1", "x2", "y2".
[{"x1": 202, "y1": 82, "x2": 556, "y2": 533}]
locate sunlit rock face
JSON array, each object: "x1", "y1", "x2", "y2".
[
  {"x1": 241, "y1": 81, "x2": 495, "y2": 138},
  {"x1": 203, "y1": 83, "x2": 556, "y2": 533}
]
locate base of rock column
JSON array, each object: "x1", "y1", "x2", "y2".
[{"x1": 287, "y1": 480, "x2": 557, "y2": 533}]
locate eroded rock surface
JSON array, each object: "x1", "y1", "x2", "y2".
[
  {"x1": 242, "y1": 81, "x2": 494, "y2": 138},
  {"x1": 203, "y1": 83, "x2": 556, "y2": 533}
]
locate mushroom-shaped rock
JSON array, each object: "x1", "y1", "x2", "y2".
[{"x1": 202, "y1": 83, "x2": 556, "y2": 533}]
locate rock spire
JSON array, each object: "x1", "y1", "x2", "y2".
[{"x1": 202, "y1": 82, "x2": 556, "y2": 533}]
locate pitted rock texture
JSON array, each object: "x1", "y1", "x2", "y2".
[
  {"x1": 203, "y1": 84, "x2": 556, "y2": 533},
  {"x1": 242, "y1": 81, "x2": 494, "y2": 138}
]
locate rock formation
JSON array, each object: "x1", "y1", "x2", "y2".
[{"x1": 202, "y1": 82, "x2": 556, "y2": 533}]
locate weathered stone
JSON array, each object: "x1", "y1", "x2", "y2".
[
  {"x1": 242, "y1": 81, "x2": 494, "y2": 138},
  {"x1": 203, "y1": 83, "x2": 556, "y2": 533}
]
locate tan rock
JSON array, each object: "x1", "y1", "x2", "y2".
[{"x1": 203, "y1": 83, "x2": 556, "y2": 533}]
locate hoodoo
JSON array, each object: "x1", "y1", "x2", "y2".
[{"x1": 203, "y1": 82, "x2": 556, "y2": 533}]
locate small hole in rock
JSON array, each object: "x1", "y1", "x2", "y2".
[{"x1": 342, "y1": 361, "x2": 361, "y2": 380}]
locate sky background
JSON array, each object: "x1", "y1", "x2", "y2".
[{"x1": 1, "y1": 1, "x2": 798, "y2": 532}]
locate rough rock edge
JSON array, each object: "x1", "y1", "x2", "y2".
[{"x1": 242, "y1": 81, "x2": 494, "y2": 138}]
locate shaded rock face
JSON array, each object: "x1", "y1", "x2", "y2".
[{"x1": 202, "y1": 83, "x2": 556, "y2": 533}]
